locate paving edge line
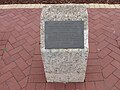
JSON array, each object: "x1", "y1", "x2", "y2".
[{"x1": 0, "y1": 4, "x2": 120, "y2": 9}]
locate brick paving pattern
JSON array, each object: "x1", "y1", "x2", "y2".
[{"x1": 0, "y1": 8, "x2": 120, "y2": 90}]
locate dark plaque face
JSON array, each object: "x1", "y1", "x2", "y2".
[{"x1": 45, "y1": 21, "x2": 84, "y2": 49}]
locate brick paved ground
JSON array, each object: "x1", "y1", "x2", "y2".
[{"x1": 0, "y1": 8, "x2": 120, "y2": 90}]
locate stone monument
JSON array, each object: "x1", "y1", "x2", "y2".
[{"x1": 40, "y1": 4, "x2": 89, "y2": 82}]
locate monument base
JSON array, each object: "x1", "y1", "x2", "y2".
[
  {"x1": 46, "y1": 73, "x2": 85, "y2": 82},
  {"x1": 40, "y1": 4, "x2": 89, "y2": 83}
]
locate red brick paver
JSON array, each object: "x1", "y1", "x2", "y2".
[
  {"x1": 0, "y1": 9, "x2": 40, "y2": 90},
  {"x1": 0, "y1": 8, "x2": 120, "y2": 90}
]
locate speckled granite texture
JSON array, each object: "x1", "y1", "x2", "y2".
[{"x1": 40, "y1": 4, "x2": 89, "y2": 82}]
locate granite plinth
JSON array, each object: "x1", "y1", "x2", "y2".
[{"x1": 40, "y1": 4, "x2": 89, "y2": 83}]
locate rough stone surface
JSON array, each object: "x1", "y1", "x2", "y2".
[{"x1": 40, "y1": 4, "x2": 89, "y2": 82}]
